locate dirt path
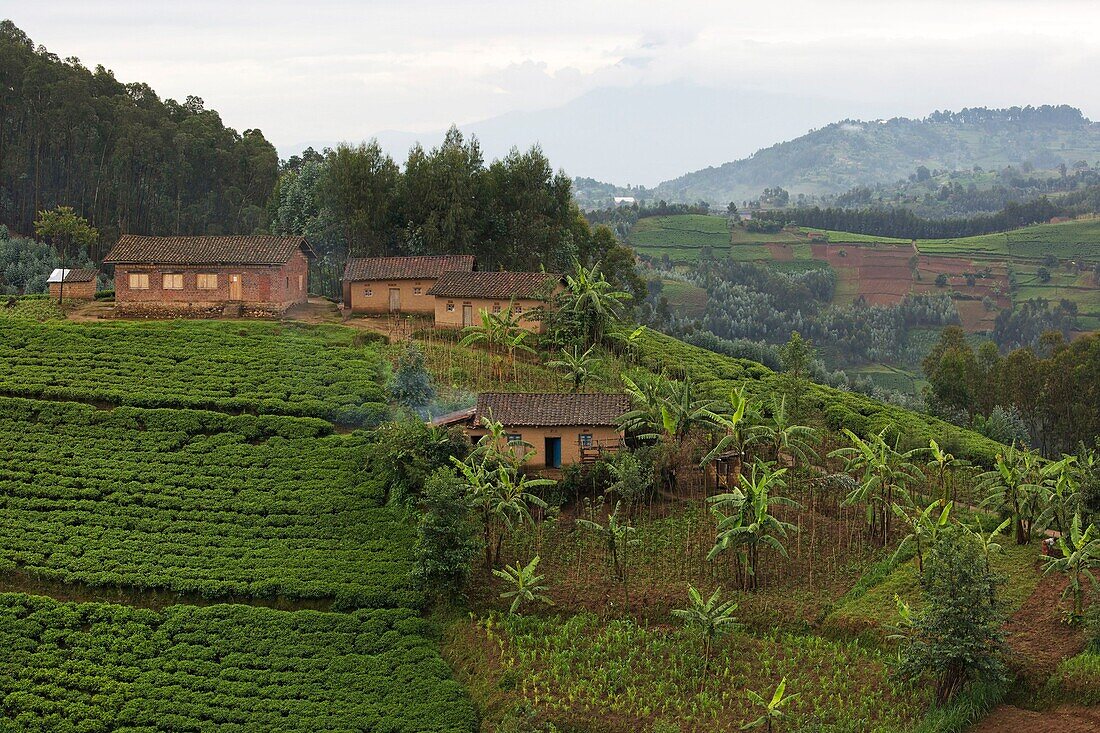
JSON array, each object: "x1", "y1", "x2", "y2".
[
  {"x1": 970, "y1": 704, "x2": 1100, "y2": 732},
  {"x1": 1002, "y1": 572, "x2": 1086, "y2": 682}
]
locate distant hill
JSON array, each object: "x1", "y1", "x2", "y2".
[{"x1": 616, "y1": 106, "x2": 1100, "y2": 206}]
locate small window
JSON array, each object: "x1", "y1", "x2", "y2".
[
  {"x1": 286, "y1": 276, "x2": 290, "y2": 288},
  {"x1": 414, "y1": 287, "x2": 422, "y2": 295},
  {"x1": 365, "y1": 288, "x2": 373, "y2": 297},
  {"x1": 579, "y1": 434, "x2": 593, "y2": 447},
  {"x1": 197, "y1": 273, "x2": 218, "y2": 290},
  {"x1": 163, "y1": 273, "x2": 184, "y2": 290},
  {"x1": 492, "y1": 302, "x2": 502, "y2": 313},
  {"x1": 128, "y1": 273, "x2": 150, "y2": 290},
  {"x1": 514, "y1": 305, "x2": 523, "y2": 313},
  {"x1": 446, "y1": 302, "x2": 455, "y2": 312},
  {"x1": 506, "y1": 433, "x2": 523, "y2": 443}
]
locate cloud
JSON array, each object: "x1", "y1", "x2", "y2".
[{"x1": 9, "y1": 0, "x2": 1100, "y2": 169}]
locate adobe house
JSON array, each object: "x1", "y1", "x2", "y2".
[
  {"x1": 460, "y1": 392, "x2": 631, "y2": 469},
  {"x1": 427, "y1": 271, "x2": 563, "y2": 332},
  {"x1": 46, "y1": 268, "x2": 97, "y2": 300},
  {"x1": 103, "y1": 235, "x2": 314, "y2": 317},
  {"x1": 342, "y1": 255, "x2": 474, "y2": 314}
]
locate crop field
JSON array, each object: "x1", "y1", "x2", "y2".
[
  {"x1": 0, "y1": 397, "x2": 419, "y2": 609},
  {"x1": 0, "y1": 320, "x2": 387, "y2": 423},
  {"x1": 915, "y1": 217, "x2": 1100, "y2": 261},
  {"x1": 658, "y1": 278, "x2": 708, "y2": 317},
  {"x1": 0, "y1": 296, "x2": 65, "y2": 322},
  {"x1": 0, "y1": 593, "x2": 476, "y2": 732},
  {"x1": 460, "y1": 611, "x2": 928, "y2": 732}
]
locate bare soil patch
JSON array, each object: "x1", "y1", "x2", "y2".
[
  {"x1": 969, "y1": 704, "x2": 1100, "y2": 733},
  {"x1": 1002, "y1": 572, "x2": 1087, "y2": 683}
]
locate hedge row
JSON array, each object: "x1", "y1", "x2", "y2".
[
  {"x1": 0, "y1": 593, "x2": 477, "y2": 732},
  {"x1": 0, "y1": 320, "x2": 388, "y2": 423},
  {"x1": 0, "y1": 397, "x2": 419, "y2": 609}
]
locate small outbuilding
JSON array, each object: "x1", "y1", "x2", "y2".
[
  {"x1": 103, "y1": 235, "x2": 314, "y2": 317},
  {"x1": 46, "y1": 268, "x2": 98, "y2": 300},
  {"x1": 464, "y1": 392, "x2": 631, "y2": 469},
  {"x1": 427, "y1": 271, "x2": 563, "y2": 332},
  {"x1": 342, "y1": 255, "x2": 475, "y2": 314}
]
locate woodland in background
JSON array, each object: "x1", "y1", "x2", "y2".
[
  {"x1": 268, "y1": 132, "x2": 641, "y2": 298},
  {"x1": 0, "y1": 22, "x2": 278, "y2": 254},
  {"x1": 923, "y1": 326, "x2": 1100, "y2": 456}
]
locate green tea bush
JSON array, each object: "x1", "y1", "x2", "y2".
[
  {"x1": 0, "y1": 396, "x2": 419, "y2": 608},
  {"x1": 0, "y1": 593, "x2": 476, "y2": 732}
]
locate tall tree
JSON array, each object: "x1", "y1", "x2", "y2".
[
  {"x1": 33, "y1": 205, "x2": 97, "y2": 303},
  {"x1": 319, "y1": 141, "x2": 400, "y2": 257}
]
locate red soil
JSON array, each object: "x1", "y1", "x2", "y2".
[{"x1": 970, "y1": 705, "x2": 1100, "y2": 733}]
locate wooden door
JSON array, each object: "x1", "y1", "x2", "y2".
[
  {"x1": 388, "y1": 288, "x2": 400, "y2": 312},
  {"x1": 228, "y1": 274, "x2": 242, "y2": 300},
  {"x1": 462, "y1": 304, "x2": 473, "y2": 327}
]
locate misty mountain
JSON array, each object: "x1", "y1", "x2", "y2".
[
  {"x1": 644, "y1": 105, "x2": 1100, "y2": 205},
  {"x1": 282, "y1": 83, "x2": 874, "y2": 186}
]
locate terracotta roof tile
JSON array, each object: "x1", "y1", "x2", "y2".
[
  {"x1": 474, "y1": 393, "x2": 630, "y2": 427},
  {"x1": 343, "y1": 255, "x2": 475, "y2": 281},
  {"x1": 427, "y1": 271, "x2": 561, "y2": 299},
  {"x1": 103, "y1": 235, "x2": 313, "y2": 265}
]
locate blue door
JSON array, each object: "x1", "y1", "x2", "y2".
[{"x1": 545, "y1": 437, "x2": 562, "y2": 468}]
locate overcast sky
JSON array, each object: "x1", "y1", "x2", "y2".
[{"x1": 11, "y1": 1, "x2": 1100, "y2": 183}]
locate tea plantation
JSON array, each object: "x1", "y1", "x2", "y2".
[{"x1": 0, "y1": 316, "x2": 477, "y2": 731}]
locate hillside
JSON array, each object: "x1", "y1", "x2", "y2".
[{"x1": 649, "y1": 106, "x2": 1100, "y2": 204}]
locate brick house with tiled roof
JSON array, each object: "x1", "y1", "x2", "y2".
[
  {"x1": 463, "y1": 392, "x2": 630, "y2": 469},
  {"x1": 427, "y1": 270, "x2": 564, "y2": 332},
  {"x1": 103, "y1": 235, "x2": 314, "y2": 317},
  {"x1": 342, "y1": 255, "x2": 475, "y2": 314}
]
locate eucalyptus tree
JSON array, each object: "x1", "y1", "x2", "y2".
[
  {"x1": 978, "y1": 444, "x2": 1043, "y2": 544},
  {"x1": 1042, "y1": 514, "x2": 1100, "y2": 622},
  {"x1": 671, "y1": 585, "x2": 740, "y2": 690},
  {"x1": 707, "y1": 462, "x2": 799, "y2": 590},
  {"x1": 829, "y1": 429, "x2": 924, "y2": 546},
  {"x1": 547, "y1": 345, "x2": 601, "y2": 393},
  {"x1": 493, "y1": 556, "x2": 553, "y2": 615}
]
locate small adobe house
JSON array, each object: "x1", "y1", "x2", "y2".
[
  {"x1": 103, "y1": 235, "x2": 314, "y2": 317},
  {"x1": 342, "y1": 255, "x2": 474, "y2": 314},
  {"x1": 46, "y1": 268, "x2": 97, "y2": 300},
  {"x1": 427, "y1": 271, "x2": 563, "y2": 332},
  {"x1": 459, "y1": 392, "x2": 631, "y2": 469}
]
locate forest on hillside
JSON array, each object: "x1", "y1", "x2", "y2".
[{"x1": 0, "y1": 22, "x2": 278, "y2": 254}]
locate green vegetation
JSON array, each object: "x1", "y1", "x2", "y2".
[
  {"x1": 0, "y1": 320, "x2": 387, "y2": 423},
  {"x1": 0, "y1": 397, "x2": 419, "y2": 609},
  {"x1": 0, "y1": 593, "x2": 475, "y2": 732}
]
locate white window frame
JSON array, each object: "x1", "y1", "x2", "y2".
[
  {"x1": 446, "y1": 302, "x2": 455, "y2": 312},
  {"x1": 579, "y1": 433, "x2": 593, "y2": 447}
]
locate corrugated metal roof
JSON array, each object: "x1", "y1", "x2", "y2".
[{"x1": 47, "y1": 268, "x2": 98, "y2": 284}]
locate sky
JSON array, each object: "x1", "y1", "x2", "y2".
[{"x1": 10, "y1": 1, "x2": 1100, "y2": 184}]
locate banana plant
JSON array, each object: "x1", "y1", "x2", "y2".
[
  {"x1": 671, "y1": 585, "x2": 740, "y2": 691},
  {"x1": 493, "y1": 556, "x2": 553, "y2": 615},
  {"x1": 743, "y1": 677, "x2": 798, "y2": 733},
  {"x1": 1042, "y1": 513, "x2": 1100, "y2": 622},
  {"x1": 978, "y1": 444, "x2": 1043, "y2": 544},
  {"x1": 575, "y1": 500, "x2": 639, "y2": 581},
  {"x1": 891, "y1": 499, "x2": 952, "y2": 573}
]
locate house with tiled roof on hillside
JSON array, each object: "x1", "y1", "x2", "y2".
[
  {"x1": 439, "y1": 392, "x2": 631, "y2": 469},
  {"x1": 103, "y1": 235, "x2": 314, "y2": 317},
  {"x1": 342, "y1": 255, "x2": 475, "y2": 314},
  {"x1": 427, "y1": 270, "x2": 564, "y2": 332}
]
